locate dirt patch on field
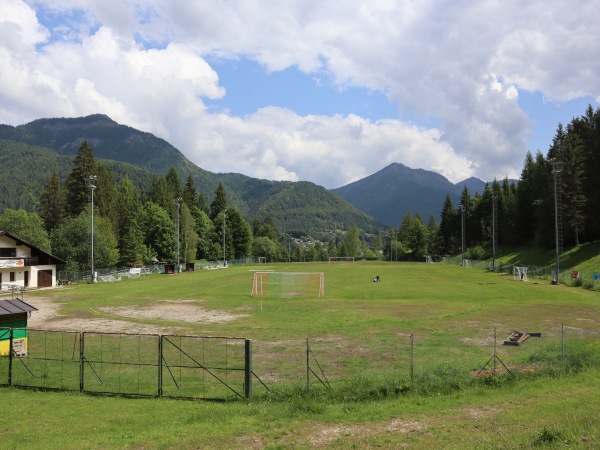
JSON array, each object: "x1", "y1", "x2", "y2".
[
  {"x1": 23, "y1": 297, "x2": 247, "y2": 334},
  {"x1": 308, "y1": 418, "x2": 426, "y2": 446},
  {"x1": 97, "y1": 300, "x2": 249, "y2": 324}
]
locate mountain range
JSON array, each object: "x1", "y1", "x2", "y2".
[{"x1": 0, "y1": 114, "x2": 491, "y2": 235}]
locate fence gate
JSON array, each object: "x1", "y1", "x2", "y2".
[{"x1": 160, "y1": 335, "x2": 248, "y2": 400}]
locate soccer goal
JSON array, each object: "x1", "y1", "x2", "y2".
[
  {"x1": 328, "y1": 257, "x2": 354, "y2": 265},
  {"x1": 252, "y1": 272, "x2": 324, "y2": 298},
  {"x1": 513, "y1": 266, "x2": 528, "y2": 282},
  {"x1": 258, "y1": 257, "x2": 267, "y2": 264}
]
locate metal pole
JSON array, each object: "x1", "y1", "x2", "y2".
[
  {"x1": 552, "y1": 162, "x2": 562, "y2": 284},
  {"x1": 244, "y1": 340, "x2": 252, "y2": 399},
  {"x1": 87, "y1": 175, "x2": 97, "y2": 283},
  {"x1": 492, "y1": 191, "x2": 497, "y2": 271},
  {"x1": 306, "y1": 338, "x2": 310, "y2": 389},
  {"x1": 410, "y1": 333, "x2": 414, "y2": 387},
  {"x1": 222, "y1": 212, "x2": 226, "y2": 267},
  {"x1": 459, "y1": 204, "x2": 465, "y2": 265},
  {"x1": 561, "y1": 323, "x2": 565, "y2": 372},
  {"x1": 176, "y1": 198, "x2": 181, "y2": 272}
]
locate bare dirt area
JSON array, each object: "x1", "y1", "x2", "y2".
[
  {"x1": 24, "y1": 297, "x2": 248, "y2": 335},
  {"x1": 307, "y1": 418, "x2": 427, "y2": 447}
]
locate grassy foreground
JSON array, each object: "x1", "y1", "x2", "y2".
[{"x1": 1, "y1": 261, "x2": 599, "y2": 448}]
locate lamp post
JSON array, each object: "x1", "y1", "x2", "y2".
[
  {"x1": 459, "y1": 203, "x2": 465, "y2": 266},
  {"x1": 86, "y1": 175, "x2": 97, "y2": 283},
  {"x1": 491, "y1": 191, "x2": 498, "y2": 272},
  {"x1": 175, "y1": 198, "x2": 181, "y2": 272},
  {"x1": 552, "y1": 161, "x2": 563, "y2": 284},
  {"x1": 222, "y1": 211, "x2": 226, "y2": 267}
]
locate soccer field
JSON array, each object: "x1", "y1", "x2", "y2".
[{"x1": 2, "y1": 261, "x2": 600, "y2": 448}]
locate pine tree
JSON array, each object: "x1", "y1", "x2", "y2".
[
  {"x1": 210, "y1": 181, "x2": 227, "y2": 221},
  {"x1": 116, "y1": 176, "x2": 145, "y2": 266},
  {"x1": 39, "y1": 171, "x2": 67, "y2": 231},
  {"x1": 182, "y1": 175, "x2": 198, "y2": 208},
  {"x1": 65, "y1": 140, "x2": 96, "y2": 216}
]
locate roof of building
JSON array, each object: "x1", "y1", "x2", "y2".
[
  {"x1": 0, "y1": 230, "x2": 66, "y2": 265},
  {"x1": 0, "y1": 298, "x2": 38, "y2": 316}
]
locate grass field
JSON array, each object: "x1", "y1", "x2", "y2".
[{"x1": 1, "y1": 260, "x2": 600, "y2": 448}]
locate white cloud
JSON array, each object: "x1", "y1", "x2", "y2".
[{"x1": 2, "y1": 0, "x2": 600, "y2": 187}]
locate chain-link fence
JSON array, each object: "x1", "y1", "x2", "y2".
[{"x1": 1, "y1": 326, "x2": 599, "y2": 400}]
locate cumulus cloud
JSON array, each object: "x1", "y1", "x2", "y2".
[{"x1": 2, "y1": 0, "x2": 600, "y2": 187}]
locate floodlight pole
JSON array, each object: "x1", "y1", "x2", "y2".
[
  {"x1": 222, "y1": 211, "x2": 226, "y2": 267},
  {"x1": 462, "y1": 203, "x2": 465, "y2": 265},
  {"x1": 491, "y1": 191, "x2": 498, "y2": 271},
  {"x1": 86, "y1": 175, "x2": 97, "y2": 283},
  {"x1": 552, "y1": 161, "x2": 563, "y2": 284},
  {"x1": 175, "y1": 198, "x2": 181, "y2": 272}
]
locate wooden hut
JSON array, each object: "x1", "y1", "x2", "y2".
[{"x1": 0, "y1": 298, "x2": 38, "y2": 356}]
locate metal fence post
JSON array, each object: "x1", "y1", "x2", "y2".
[
  {"x1": 306, "y1": 338, "x2": 310, "y2": 390},
  {"x1": 561, "y1": 323, "x2": 565, "y2": 372},
  {"x1": 244, "y1": 339, "x2": 252, "y2": 399},
  {"x1": 410, "y1": 333, "x2": 414, "y2": 387},
  {"x1": 158, "y1": 335, "x2": 163, "y2": 398},
  {"x1": 79, "y1": 332, "x2": 85, "y2": 392},
  {"x1": 8, "y1": 328, "x2": 13, "y2": 386}
]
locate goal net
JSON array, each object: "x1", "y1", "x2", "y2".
[
  {"x1": 252, "y1": 272, "x2": 324, "y2": 298},
  {"x1": 328, "y1": 257, "x2": 354, "y2": 265},
  {"x1": 425, "y1": 255, "x2": 433, "y2": 264},
  {"x1": 513, "y1": 266, "x2": 528, "y2": 282}
]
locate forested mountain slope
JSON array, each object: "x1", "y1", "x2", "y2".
[{"x1": 0, "y1": 115, "x2": 382, "y2": 238}]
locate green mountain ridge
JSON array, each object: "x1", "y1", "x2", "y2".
[{"x1": 0, "y1": 115, "x2": 382, "y2": 239}]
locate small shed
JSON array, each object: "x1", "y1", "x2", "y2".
[{"x1": 0, "y1": 298, "x2": 38, "y2": 356}]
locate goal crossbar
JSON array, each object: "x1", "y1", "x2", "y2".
[
  {"x1": 328, "y1": 257, "x2": 354, "y2": 265},
  {"x1": 252, "y1": 272, "x2": 324, "y2": 298}
]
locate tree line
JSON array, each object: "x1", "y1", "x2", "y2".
[{"x1": 374, "y1": 104, "x2": 600, "y2": 261}]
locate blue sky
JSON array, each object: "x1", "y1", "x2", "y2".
[{"x1": 2, "y1": 1, "x2": 599, "y2": 188}]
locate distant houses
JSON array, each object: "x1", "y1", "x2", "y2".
[{"x1": 0, "y1": 231, "x2": 65, "y2": 291}]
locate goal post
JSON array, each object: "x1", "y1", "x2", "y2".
[
  {"x1": 328, "y1": 257, "x2": 355, "y2": 265},
  {"x1": 252, "y1": 272, "x2": 324, "y2": 298},
  {"x1": 513, "y1": 266, "x2": 528, "y2": 282}
]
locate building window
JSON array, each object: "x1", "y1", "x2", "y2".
[
  {"x1": 0, "y1": 248, "x2": 16, "y2": 257},
  {"x1": 10, "y1": 272, "x2": 15, "y2": 282}
]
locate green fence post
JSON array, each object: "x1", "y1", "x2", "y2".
[
  {"x1": 410, "y1": 333, "x2": 414, "y2": 387},
  {"x1": 8, "y1": 328, "x2": 13, "y2": 386},
  {"x1": 244, "y1": 339, "x2": 252, "y2": 399},
  {"x1": 158, "y1": 335, "x2": 163, "y2": 398},
  {"x1": 306, "y1": 338, "x2": 310, "y2": 390},
  {"x1": 79, "y1": 332, "x2": 85, "y2": 392}
]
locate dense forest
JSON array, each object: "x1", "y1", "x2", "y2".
[{"x1": 405, "y1": 104, "x2": 600, "y2": 259}]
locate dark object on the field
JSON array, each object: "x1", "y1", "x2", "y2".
[
  {"x1": 503, "y1": 331, "x2": 541, "y2": 346},
  {"x1": 373, "y1": 275, "x2": 380, "y2": 282}
]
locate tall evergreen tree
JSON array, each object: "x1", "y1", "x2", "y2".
[
  {"x1": 116, "y1": 176, "x2": 145, "y2": 266},
  {"x1": 94, "y1": 162, "x2": 118, "y2": 233},
  {"x1": 39, "y1": 171, "x2": 67, "y2": 232},
  {"x1": 65, "y1": 140, "x2": 96, "y2": 216},
  {"x1": 182, "y1": 175, "x2": 198, "y2": 209},
  {"x1": 210, "y1": 181, "x2": 227, "y2": 221},
  {"x1": 439, "y1": 194, "x2": 456, "y2": 253}
]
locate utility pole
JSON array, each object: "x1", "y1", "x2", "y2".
[
  {"x1": 552, "y1": 161, "x2": 563, "y2": 284},
  {"x1": 175, "y1": 198, "x2": 182, "y2": 272},
  {"x1": 86, "y1": 175, "x2": 97, "y2": 283}
]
